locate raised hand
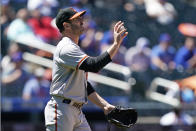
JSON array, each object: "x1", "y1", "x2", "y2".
[
  {"x1": 113, "y1": 21, "x2": 128, "y2": 46},
  {"x1": 106, "y1": 21, "x2": 128, "y2": 59}
]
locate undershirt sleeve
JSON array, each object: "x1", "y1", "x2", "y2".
[
  {"x1": 87, "y1": 81, "x2": 95, "y2": 96},
  {"x1": 79, "y1": 51, "x2": 112, "y2": 73}
]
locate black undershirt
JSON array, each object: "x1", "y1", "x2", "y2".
[
  {"x1": 79, "y1": 51, "x2": 112, "y2": 73},
  {"x1": 81, "y1": 52, "x2": 112, "y2": 95},
  {"x1": 87, "y1": 81, "x2": 95, "y2": 96}
]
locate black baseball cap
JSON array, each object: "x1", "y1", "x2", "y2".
[{"x1": 56, "y1": 7, "x2": 86, "y2": 32}]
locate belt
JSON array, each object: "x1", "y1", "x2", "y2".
[{"x1": 62, "y1": 99, "x2": 84, "y2": 110}]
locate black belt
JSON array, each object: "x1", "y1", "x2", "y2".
[
  {"x1": 62, "y1": 99, "x2": 83, "y2": 110},
  {"x1": 62, "y1": 99, "x2": 71, "y2": 104}
]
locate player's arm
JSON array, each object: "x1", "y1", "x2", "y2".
[
  {"x1": 79, "y1": 21, "x2": 128, "y2": 73},
  {"x1": 87, "y1": 81, "x2": 115, "y2": 115},
  {"x1": 87, "y1": 81, "x2": 115, "y2": 114},
  {"x1": 79, "y1": 52, "x2": 111, "y2": 72},
  {"x1": 88, "y1": 91, "x2": 115, "y2": 115},
  {"x1": 87, "y1": 81, "x2": 96, "y2": 96}
]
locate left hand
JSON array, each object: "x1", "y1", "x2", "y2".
[
  {"x1": 113, "y1": 21, "x2": 128, "y2": 46},
  {"x1": 103, "y1": 104, "x2": 115, "y2": 115}
]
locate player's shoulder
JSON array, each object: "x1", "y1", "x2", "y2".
[
  {"x1": 56, "y1": 37, "x2": 75, "y2": 50},
  {"x1": 56, "y1": 37, "x2": 83, "y2": 55}
]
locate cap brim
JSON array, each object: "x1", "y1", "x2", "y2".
[
  {"x1": 69, "y1": 10, "x2": 86, "y2": 20},
  {"x1": 51, "y1": 18, "x2": 57, "y2": 28}
]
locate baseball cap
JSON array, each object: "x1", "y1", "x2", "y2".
[
  {"x1": 136, "y1": 37, "x2": 150, "y2": 49},
  {"x1": 159, "y1": 33, "x2": 171, "y2": 43},
  {"x1": 55, "y1": 7, "x2": 86, "y2": 32}
]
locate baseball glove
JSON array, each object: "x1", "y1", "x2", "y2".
[{"x1": 106, "y1": 106, "x2": 137, "y2": 128}]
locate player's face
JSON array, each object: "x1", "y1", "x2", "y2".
[{"x1": 70, "y1": 16, "x2": 84, "y2": 35}]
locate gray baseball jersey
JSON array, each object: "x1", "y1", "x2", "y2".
[{"x1": 50, "y1": 37, "x2": 89, "y2": 104}]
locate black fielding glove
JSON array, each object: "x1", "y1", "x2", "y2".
[{"x1": 106, "y1": 106, "x2": 137, "y2": 128}]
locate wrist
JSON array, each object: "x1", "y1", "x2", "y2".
[
  {"x1": 101, "y1": 102, "x2": 109, "y2": 110},
  {"x1": 113, "y1": 41, "x2": 119, "y2": 46},
  {"x1": 103, "y1": 104, "x2": 115, "y2": 115}
]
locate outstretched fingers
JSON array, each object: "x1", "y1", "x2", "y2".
[
  {"x1": 119, "y1": 28, "x2": 128, "y2": 38},
  {"x1": 114, "y1": 21, "x2": 123, "y2": 32},
  {"x1": 113, "y1": 21, "x2": 128, "y2": 44},
  {"x1": 116, "y1": 22, "x2": 125, "y2": 33}
]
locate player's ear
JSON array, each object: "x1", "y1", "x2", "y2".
[{"x1": 63, "y1": 22, "x2": 71, "y2": 29}]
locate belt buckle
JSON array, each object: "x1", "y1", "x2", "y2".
[{"x1": 72, "y1": 102, "x2": 83, "y2": 110}]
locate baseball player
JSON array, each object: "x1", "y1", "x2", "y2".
[{"x1": 44, "y1": 7, "x2": 128, "y2": 131}]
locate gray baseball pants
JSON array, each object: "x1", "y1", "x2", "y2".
[{"x1": 44, "y1": 97, "x2": 91, "y2": 131}]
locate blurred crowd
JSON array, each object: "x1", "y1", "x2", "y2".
[
  {"x1": 1, "y1": 0, "x2": 196, "y2": 130},
  {"x1": 1, "y1": 0, "x2": 196, "y2": 102}
]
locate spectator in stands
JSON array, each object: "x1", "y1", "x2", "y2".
[
  {"x1": 22, "y1": 67, "x2": 51, "y2": 100},
  {"x1": 1, "y1": 0, "x2": 16, "y2": 30},
  {"x1": 144, "y1": 0, "x2": 177, "y2": 25},
  {"x1": 6, "y1": 8, "x2": 37, "y2": 41},
  {"x1": 1, "y1": 42, "x2": 21, "y2": 76},
  {"x1": 1, "y1": 1, "x2": 16, "y2": 56},
  {"x1": 175, "y1": 37, "x2": 196, "y2": 70},
  {"x1": 151, "y1": 33, "x2": 176, "y2": 71},
  {"x1": 125, "y1": 37, "x2": 151, "y2": 72},
  {"x1": 1, "y1": 51, "x2": 31, "y2": 97},
  {"x1": 125, "y1": 37, "x2": 152, "y2": 99},
  {"x1": 28, "y1": 9, "x2": 60, "y2": 44},
  {"x1": 27, "y1": 0, "x2": 59, "y2": 17}
]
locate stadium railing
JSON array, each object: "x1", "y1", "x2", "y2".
[{"x1": 15, "y1": 37, "x2": 133, "y2": 92}]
